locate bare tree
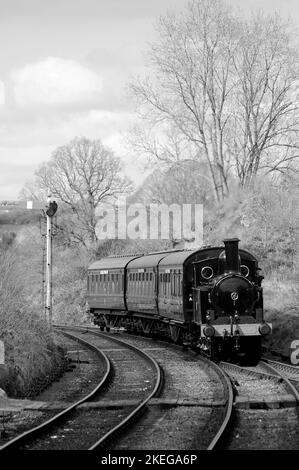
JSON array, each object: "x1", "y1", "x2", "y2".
[
  {"x1": 129, "y1": 0, "x2": 298, "y2": 200},
  {"x1": 232, "y1": 13, "x2": 299, "y2": 185},
  {"x1": 35, "y1": 137, "x2": 132, "y2": 248}
]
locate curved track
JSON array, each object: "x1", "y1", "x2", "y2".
[
  {"x1": 67, "y1": 326, "x2": 234, "y2": 450},
  {"x1": 3, "y1": 326, "x2": 162, "y2": 450},
  {"x1": 219, "y1": 359, "x2": 299, "y2": 450},
  {"x1": 0, "y1": 325, "x2": 234, "y2": 450},
  {"x1": 0, "y1": 330, "x2": 111, "y2": 451},
  {"x1": 259, "y1": 360, "x2": 299, "y2": 404},
  {"x1": 75, "y1": 328, "x2": 163, "y2": 450},
  {"x1": 262, "y1": 358, "x2": 299, "y2": 384},
  {"x1": 220, "y1": 359, "x2": 299, "y2": 405},
  {"x1": 205, "y1": 360, "x2": 234, "y2": 450}
]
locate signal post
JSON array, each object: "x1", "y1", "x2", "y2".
[{"x1": 45, "y1": 196, "x2": 58, "y2": 329}]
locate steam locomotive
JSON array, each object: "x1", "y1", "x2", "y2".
[{"x1": 87, "y1": 239, "x2": 271, "y2": 364}]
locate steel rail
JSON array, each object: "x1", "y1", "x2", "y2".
[
  {"x1": 80, "y1": 326, "x2": 232, "y2": 451},
  {"x1": 0, "y1": 330, "x2": 111, "y2": 451},
  {"x1": 63, "y1": 325, "x2": 234, "y2": 450},
  {"x1": 220, "y1": 360, "x2": 281, "y2": 381},
  {"x1": 205, "y1": 359, "x2": 234, "y2": 450},
  {"x1": 261, "y1": 358, "x2": 299, "y2": 382},
  {"x1": 57, "y1": 325, "x2": 237, "y2": 450},
  {"x1": 55, "y1": 325, "x2": 163, "y2": 451},
  {"x1": 260, "y1": 360, "x2": 299, "y2": 404}
]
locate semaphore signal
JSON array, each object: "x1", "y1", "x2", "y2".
[{"x1": 26, "y1": 196, "x2": 58, "y2": 330}]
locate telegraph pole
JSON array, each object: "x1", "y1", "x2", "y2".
[{"x1": 45, "y1": 195, "x2": 58, "y2": 329}]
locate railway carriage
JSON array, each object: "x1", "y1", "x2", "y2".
[{"x1": 87, "y1": 239, "x2": 271, "y2": 363}]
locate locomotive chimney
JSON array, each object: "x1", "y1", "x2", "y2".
[{"x1": 223, "y1": 238, "x2": 240, "y2": 273}]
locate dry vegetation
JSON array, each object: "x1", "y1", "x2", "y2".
[{"x1": 0, "y1": 231, "x2": 65, "y2": 396}]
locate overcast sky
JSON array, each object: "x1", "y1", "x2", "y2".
[{"x1": 0, "y1": 0, "x2": 298, "y2": 200}]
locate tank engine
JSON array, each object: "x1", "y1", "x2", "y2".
[
  {"x1": 87, "y1": 239, "x2": 271, "y2": 364},
  {"x1": 193, "y1": 239, "x2": 271, "y2": 362}
]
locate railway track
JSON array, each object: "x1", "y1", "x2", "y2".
[
  {"x1": 220, "y1": 359, "x2": 299, "y2": 406},
  {"x1": 260, "y1": 359, "x2": 299, "y2": 401},
  {"x1": 219, "y1": 359, "x2": 299, "y2": 450},
  {"x1": 76, "y1": 327, "x2": 234, "y2": 450},
  {"x1": 69, "y1": 327, "x2": 163, "y2": 451},
  {"x1": 0, "y1": 325, "x2": 234, "y2": 450},
  {"x1": 261, "y1": 358, "x2": 299, "y2": 384},
  {"x1": 204, "y1": 359, "x2": 234, "y2": 450},
  {"x1": 0, "y1": 329, "x2": 111, "y2": 450},
  {"x1": 0, "y1": 328, "x2": 161, "y2": 450}
]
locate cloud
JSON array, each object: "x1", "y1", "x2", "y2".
[
  {"x1": 0, "y1": 109, "x2": 134, "y2": 148},
  {"x1": 0, "y1": 109, "x2": 138, "y2": 199},
  {"x1": 11, "y1": 57, "x2": 103, "y2": 108},
  {"x1": 0, "y1": 80, "x2": 5, "y2": 106}
]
